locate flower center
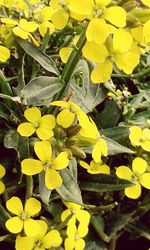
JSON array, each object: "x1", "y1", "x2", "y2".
[
  {"x1": 93, "y1": 6, "x2": 103, "y2": 18},
  {"x1": 33, "y1": 122, "x2": 39, "y2": 129},
  {"x1": 33, "y1": 240, "x2": 44, "y2": 249},
  {"x1": 20, "y1": 211, "x2": 27, "y2": 220}
]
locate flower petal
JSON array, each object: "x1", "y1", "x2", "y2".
[
  {"x1": 86, "y1": 18, "x2": 108, "y2": 44},
  {"x1": 6, "y1": 196, "x2": 23, "y2": 215},
  {"x1": 59, "y1": 47, "x2": 73, "y2": 63},
  {"x1": 141, "y1": 141, "x2": 150, "y2": 152},
  {"x1": 17, "y1": 123, "x2": 36, "y2": 137},
  {"x1": 91, "y1": 60, "x2": 112, "y2": 83},
  {"x1": 76, "y1": 210, "x2": 91, "y2": 225},
  {"x1": 15, "y1": 235, "x2": 35, "y2": 250},
  {"x1": 36, "y1": 127, "x2": 54, "y2": 140},
  {"x1": 0, "y1": 164, "x2": 6, "y2": 178},
  {"x1": 116, "y1": 166, "x2": 133, "y2": 181},
  {"x1": 45, "y1": 169, "x2": 62, "y2": 190},
  {"x1": 57, "y1": 109, "x2": 75, "y2": 128},
  {"x1": 21, "y1": 159, "x2": 43, "y2": 175},
  {"x1": 132, "y1": 157, "x2": 147, "y2": 175},
  {"x1": 65, "y1": 237, "x2": 74, "y2": 250},
  {"x1": 75, "y1": 238, "x2": 85, "y2": 250},
  {"x1": 113, "y1": 28, "x2": 133, "y2": 54},
  {"x1": 0, "y1": 181, "x2": 5, "y2": 194},
  {"x1": 24, "y1": 218, "x2": 39, "y2": 236},
  {"x1": 104, "y1": 6, "x2": 126, "y2": 27},
  {"x1": 77, "y1": 223, "x2": 89, "y2": 237},
  {"x1": 61, "y1": 209, "x2": 71, "y2": 222},
  {"x1": 51, "y1": 9, "x2": 69, "y2": 30},
  {"x1": 52, "y1": 152, "x2": 69, "y2": 170},
  {"x1": 5, "y1": 217, "x2": 23, "y2": 234},
  {"x1": 40, "y1": 114, "x2": 56, "y2": 129},
  {"x1": 43, "y1": 230, "x2": 62, "y2": 248},
  {"x1": 125, "y1": 183, "x2": 141, "y2": 199},
  {"x1": 140, "y1": 173, "x2": 150, "y2": 189},
  {"x1": 24, "y1": 107, "x2": 41, "y2": 123},
  {"x1": 79, "y1": 161, "x2": 90, "y2": 170},
  {"x1": 34, "y1": 141, "x2": 52, "y2": 162},
  {"x1": 0, "y1": 45, "x2": 10, "y2": 62},
  {"x1": 25, "y1": 198, "x2": 41, "y2": 217}
]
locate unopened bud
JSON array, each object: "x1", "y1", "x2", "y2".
[
  {"x1": 66, "y1": 125, "x2": 81, "y2": 137},
  {"x1": 70, "y1": 145, "x2": 86, "y2": 159}
]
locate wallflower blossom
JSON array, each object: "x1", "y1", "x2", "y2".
[
  {"x1": 116, "y1": 157, "x2": 150, "y2": 199},
  {"x1": 21, "y1": 140, "x2": 69, "y2": 190},
  {"x1": 0, "y1": 45, "x2": 10, "y2": 62},
  {"x1": 61, "y1": 201, "x2": 91, "y2": 226},
  {"x1": 15, "y1": 220, "x2": 62, "y2": 250},
  {"x1": 129, "y1": 126, "x2": 150, "y2": 152},
  {"x1": 65, "y1": 218, "x2": 88, "y2": 250},
  {"x1": 17, "y1": 107, "x2": 56, "y2": 140},
  {"x1": 0, "y1": 164, "x2": 5, "y2": 194},
  {"x1": 79, "y1": 159, "x2": 110, "y2": 174},
  {"x1": 5, "y1": 197, "x2": 41, "y2": 235}
]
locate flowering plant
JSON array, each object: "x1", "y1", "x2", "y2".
[{"x1": 0, "y1": 0, "x2": 150, "y2": 249}]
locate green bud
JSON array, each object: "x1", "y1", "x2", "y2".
[
  {"x1": 130, "y1": 9, "x2": 150, "y2": 23},
  {"x1": 65, "y1": 125, "x2": 81, "y2": 137},
  {"x1": 122, "y1": 1, "x2": 138, "y2": 12},
  {"x1": 74, "y1": 135, "x2": 96, "y2": 147},
  {"x1": 126, "y1": 13, "x2": 141, "y2": 28},
  {"x1": 70, "y1": 145, "x2": 86, "y2": 159}
]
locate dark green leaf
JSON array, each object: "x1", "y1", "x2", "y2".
[
  {"x1": 56, "y1": 168, "x2": 82, "y2": 204},
  {"x1": 102, "y1": 126, "x2": 130, "y2": 145},
  {"x1": 39, "y1": 172, "x2": 51, "y2": 205},
  {"x1": 105, "y1": 137, "x2": 134, "y2": 155},
  {"x1": 21, "y1": 76, "x2": 63, "y2": 105},
  {"x1": 16, "y1": 38, "x2": 59, "y2": 75}
]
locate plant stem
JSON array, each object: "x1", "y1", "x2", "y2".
[
  {"x1": 57, "y1": 22, "x2": 88, "y2": 100},
  {"x1": 0, "y1": 203, "x2": 11, "y2": 220},
  {"x1": 25, "y1": 176, "x2": 33, "y2": 201}
]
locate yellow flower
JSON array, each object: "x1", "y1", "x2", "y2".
[
  {"x1": 50, "y1": 100, "x2": 90, "y2": 129},
  {"x1": 0, "y1": 45, "x2": 10, "y2": 62},
  {"x1": 65, "y1": 218, "x2": 88, "y2": 250},
  {"x1": 79, "y1": 159, "x2": 110, "y2": 174},
  {"x1": 15, "y1": 220, "x2": 62, "y2": 250},
  {"x1": 0, "y1": 164, "x2": 5, "y2": 194},
  {"x1": 61, "y1": 201, "x2": 90, "y2": 227},
  {"x1": 116, "y1": 157, "x2": 150, "y2": 199},
  {"x1": 17, "y1": 107, "x2": 56, "y2": 140},
  {"x1": 5, "y1": 197, "x2": 41, "y2": 235},
  {"x1": 21, "y1": 140, "x2": 69, "y2": 190},
  {"x1": 129, "y1": 126, "x2": 150, "y2": 152},
  {"x1": 1, "y1": 18, "x2": 39, "y2": 46}
]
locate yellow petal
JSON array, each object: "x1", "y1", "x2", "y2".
[
  {"x1": 79, "y1": 161, "x2": 90, "y2": 170},
  {"x1": 15, "y1": 235, "x2": 35, "y2": 250},
  {"x1": 68, "y1": 0, "x2": 93, "y2": 16},
  {"x1": 140, "y1": 173, "x2": 150, "y2": 189},
  {"x1": 43, "y1": 230, "x2": 62, "y2": 248},
  {"x1": 50, "y1": 101, "x2": 70, "y2": 108},
  {"x1": 103, "y1": 6, "x2": 127, "y2": 27},
  {"x1": 61, "y1": 209, "x2": 71, "y2": 221},
  {"x1": 59, "y1": 47, "x2": 73, "y2": 63},
  {"x1": 129, "y1": 126, "x2": 142, "y2": 146},
  {"x1": 21, "y1": 159, "x2": 43, "y2": 175},
  {"x1": 40, "y1": 114, "x2": 56, "y2": 129},
  {"x1": 143, "y1": 128, "x2": 150, "y2": 140},
  {"x1": 125, "y1": 183, "x2": 141, "y2": 199},
  {"x1": 141, "y1": 141, "x2": 150, "y2": 152},
  {"x1": 51, "y1": 9, "x2": 69, "y2": 30},
  {"x1": 113, "y1": 28, "x2": 133, "y2": 53},
  {"x1": 0, "y1": 46, "x2": 10, "y2": 62},
  {"x1": 77, "y1": 223, "x2": 89, "y2": 237},
  {"x1": 76, "y1": 210, "x2": 91, "y2": 225},
  {"x1": 36, "y1": 127, "x2": 54, "y2": 140},
  {"x1": 82, "y1": 40, "x2": 108, "y2": 63},
  {"x1": 5, "y1": 217, "x2": 23, "y2": 234},
  {"x1": 45, "y1": 169, "x2": 62, "y2": 190},
  {"x1": 91, "y1": 60, "x2": 112, "y2": 83},
  {"x1": 0, "y1": 164, "x2": 6, "y2": 178},
  {"x1": 57, "y1": 109, "x2": 75, "y2": 128},
  {"x1": 25, "y1": 198, "x2": 41, "y2": 217},
  {"x1": 24, "y1": 218, "x2": 39, "y2": 236},
  {"x1": 95, "y1": 0, "x2": 111, "y2": 8},
  {"x1": 99, "y1": 138, "x2": 108, "y2": 156},
  {"x1": 1, "y1": 18, "x2": 18, "y2": 26},
  {"x1": 116, "y1": 166, "x2": 133, "y2": 181},
  {"x1": 0, "y1": 181, "x2": 5, "y2": 194},
  {"x1": 34, "y1": 141, "x2": 52, "y2": 162},
  {"x1": 17, "y1": 123, "x2": 36, "y2": 137},
  {"x1": 13, "y1": 27, "x2": 29, "y2": 39},
  {"x1": 19, "y1": 19, "x2": 38, "y2": 32},
  {"x1": 65, "y1": 237, "x2": 74, "y2": 250},
  {"x1": 52, "y1": 152, "x2": 69, "y2": 170},
  {"x1": 132, "y1": 157, "x2": 147, "y2": 175},
  {"x1": 39, "y1": 21, "x2": 55, "y2": 37},
  {"x1": 86, "y1": 18, "x2": 108, "y2": 44},
  {"x1": 115, "y1": 51, "x2": 140, "y2": 74},
  {"x1": 24, "y1": 107, "x2": 41, "y2": 123},
  {"x1": 6, "y1": 196, "x2": 23, "y2": 215},
  {"x1": 75, "y1": 238, "x2": 85, "y2": 250},
  {"x1": 143, "y1": 19, "x2": 150, "y2": 43},
  {"x1": 141, "y1": 0, "x2": 150, "y2": 7}
]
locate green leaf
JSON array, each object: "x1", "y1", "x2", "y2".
[
  {"x1": 105, "y1": 137, "x2": 134, "y2": 155},
  {"x1": 0, "y1": 235, "x2": 11, "y2": 242},
  {"x1": 131, "y1": 110, "x2": 150, "y2": 127},
  {"x1": 56, "y1": 168, "x2": 82, "y2": 204},
  {"x1": 16, "y1": 37, "x2": 59, "y2": 75},
  {"x1": 95, "y1": 100, "x2": 121, "y2": 129},
  {"x1": 39, "y1": 172, "x2": 51, "y2": 205},
  {"x1": 70, "y1": 82, "x2": 107, "y2": 112},
  {"x1": 21, "y1": 76, "x2": 64, "y2": 105},
  {"x1": 125, "y1": 222, "x2": 150, "y2": 240},
  {"x1": 91, "y1": 215, "x2": 110, "y2": 243},
  {"x1": 106, "y1": 213, "x2": 134, "y2": 238},
  {"x1": 102, "y1": 126, "x2": 130, "y2": 145},
  {"x1": 80, "y1": 174, "x2": 134, "y2": 192},
  {"x1": 69, "y1": 157, "x2": 77, "y2": 181},
  {"x1": 4, "y1": 129, "x2": 18, "y2": 151}
]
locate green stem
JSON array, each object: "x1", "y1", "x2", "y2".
[
  {"x1": 56, "y1": 22, "x2": 88, "y2": 100},
  {"x1": 91, "y1": 216, "x2": 110, "y2": 243},
  {"x1": 84, "y1": 202, "x2": 118, "y2": 212},
  {"x1": 25, "y1": 176, "x2": 33, "y2": 201},
  {"x1": 0, "y1": 203, "x2": 11, "y2": 220},
  {"x1": 40, "y1": 32, "x2": 50, "y2": 53},
  {"x1": 111, "y1": 67, "x2": 150, "y2": 79},
  {"x1": 0, "y1": 70, "x2": 13, "y2": 96}
]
